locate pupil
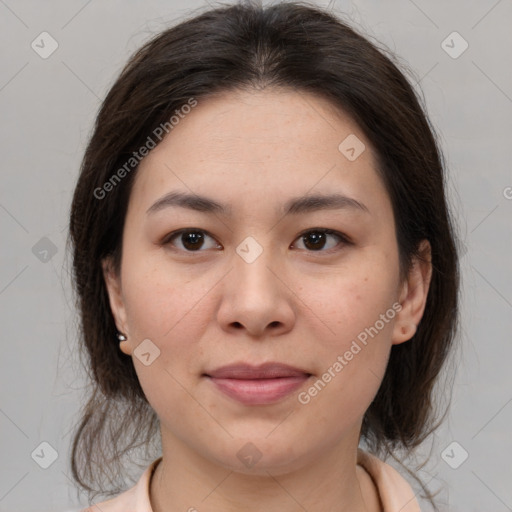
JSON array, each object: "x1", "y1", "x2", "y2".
[
  {"x1": 305, "y1": 232, "x2": 325, "y2": 250},
  {"x1": 183, "y1": 231, "x2": 203, "y2": 250}
]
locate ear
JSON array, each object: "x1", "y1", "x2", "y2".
[
  {"x1": 392, "y1": 239, "x2": 432, "y2": 345},
  {"x1": 102, "y1": 257, "x2": 132, "y2": 355}
]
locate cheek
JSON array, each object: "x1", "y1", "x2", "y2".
[
  {"x1": 297, "y1": 256, "x2": 398, "y2": 404},
  {"x1": 119, "y1": 251, "x2": 222, "y2": 396},
  {"x1": 303, "y1": 262, "x2": 399, "y2": 344},
  {"x1": 120, "y1": 259, "x2": 214, "y2": 417},
  {"x1": 121, "y1": 251, "x2": 216, "y2": 340},
  {"x1": 297, "y1": 282, "x2": 395, "y2": 432}
]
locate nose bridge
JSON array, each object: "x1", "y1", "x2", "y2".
[
  {"x1": 232, "y1": 235, "x2": 278, "y2": 295},
  {"x1": 215, "y1": 235, "x2": 295, "y2": 336}
]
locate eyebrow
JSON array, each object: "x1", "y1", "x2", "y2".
[{"x1": 146, "y1": 191, "x2": 370, "y2": 216}]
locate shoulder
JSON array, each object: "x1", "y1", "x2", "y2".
[
  {"x1": 357, "y1": 449, "x2": 421, "y2": 512},
  {"x1": 79, "y1": 457, "x2": 162, "y2": 512},
  {"x1": 79, "y1": 487, "x2": 137, "y2": 512}
]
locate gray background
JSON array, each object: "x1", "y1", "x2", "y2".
[{"x1": 0, "y1": 0, "x2": 511, "y2": 511}]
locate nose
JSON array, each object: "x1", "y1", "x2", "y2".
[{"x1": 215, "y1": 247, "x2": 296, "y2": 338}]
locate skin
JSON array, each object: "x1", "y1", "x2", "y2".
[{"x1": 103, "y1": 87, "x2": 432, "y2": 512}]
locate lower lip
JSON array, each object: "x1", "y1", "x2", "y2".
[{"x1": 207, "y1": 375, "x2": 310, "y2": 405}]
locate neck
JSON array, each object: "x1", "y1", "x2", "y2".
[{"x1": 149, "y1": 431, "x2": 379, "y2": 512}]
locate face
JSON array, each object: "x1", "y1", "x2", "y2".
[{"x1": 103, "y1": 88, "x2": 431, "y2": 475}]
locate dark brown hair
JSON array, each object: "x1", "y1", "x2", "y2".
[{"x1": 68, "y1": 0, "x2": 460, "y2": 506}]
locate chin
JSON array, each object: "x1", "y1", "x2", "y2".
[{"x1": 204, "y1": 434, "x2": 313, "y2": 476}]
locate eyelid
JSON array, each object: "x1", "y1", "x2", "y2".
[{"x1": 294, "y1": 227, "x2": 351, "y2": 243}]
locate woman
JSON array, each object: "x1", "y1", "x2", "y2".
[{"x1": 68, "y1": 2, "x2": 460, "y2": 511}]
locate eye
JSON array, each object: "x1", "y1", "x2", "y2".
[
  {"x1": 162, "y1": 228, "x2": 349, "y2": 253},
  {"x1": 163, "y1": 229, "x2": 221, "y2": 252},
  {"x1": 292, "y1": 228, "x2": 350, "y2": 252}
]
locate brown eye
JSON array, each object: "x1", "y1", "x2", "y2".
[
  {"x1": 180, "y1": 231, "x2": 204, "y2": 250},
  {"x1": 293, "y1": 229, "x2": 349, "y2": 252},
  {"x1": 165, "y1": 229, "x2": 220, "y2": 252}
]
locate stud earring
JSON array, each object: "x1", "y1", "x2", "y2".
[{"x1": 117, "y1": 332, "x2": 127, "y2": 342}]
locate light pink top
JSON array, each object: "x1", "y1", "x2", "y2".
[{"x1": 81, "y1": 449, "x2": 421, "y2": 512}]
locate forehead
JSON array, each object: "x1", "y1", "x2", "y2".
[{"x1": 130, "y1": 87, "x2": 389, "y2": 217}]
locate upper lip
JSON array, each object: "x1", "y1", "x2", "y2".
[{"x1": 205, "y1": 362, "x2": 311, "y2": 379}]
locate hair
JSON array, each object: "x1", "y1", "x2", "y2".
[{"x1": 68, "y1": 0, "x2": 460, "y2": 507}]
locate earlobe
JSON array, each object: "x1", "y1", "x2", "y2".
[
  {"x1": 392, "y1": 240, "x2": 432, "y2": 345},
  {"x1": 102, "y1": 257, "x2": 130, "y2": 343},
  {"x1": 116, "y1": 332, "x2": 132, "y2": 356}
]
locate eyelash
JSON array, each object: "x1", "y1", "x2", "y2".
[{"x1": 162, "y1": 228, "x2": 351, "y2": 254}]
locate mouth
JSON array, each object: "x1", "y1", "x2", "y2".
[{"x1": 203, "y1": 362, "x2": 312, "y2": 405}]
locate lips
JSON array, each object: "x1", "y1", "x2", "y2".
[
  {"x1": 204, "y1": 362, "x2": 311, "y2": 405},
  {"x1": 206, "y1": 362, "x2": 311, "y2": 379}
]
